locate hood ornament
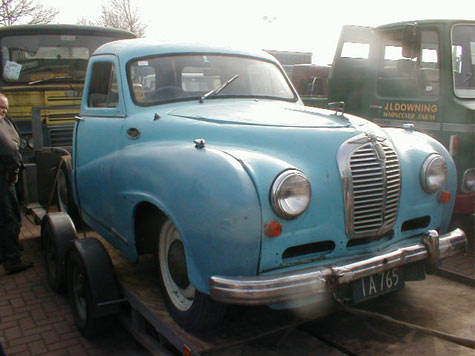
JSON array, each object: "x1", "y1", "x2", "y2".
[
  {"x1": 328, "y1": 101, "x2": 345, "y2": 116},
  {"x1": 349, "y1": 132, "x2": 387, "y2": 162},
  {"x1": 366, "y1": 132, "x2": 386, "y2": 162}
]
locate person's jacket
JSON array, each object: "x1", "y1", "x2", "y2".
[{"x1": 0, "y1": 115, "x2": 22, "y2": 175}]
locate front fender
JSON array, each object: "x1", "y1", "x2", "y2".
[
  {"x1": 114, "y1": 142, "x2": 262, "y2": 293},
  {"x1": 383, "y1": 128, "x2": 457, "y2": 233}
]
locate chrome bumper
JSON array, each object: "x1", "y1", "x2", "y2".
[{"x1": 210, "y1": 229, "x2": 467, "y2": 305}]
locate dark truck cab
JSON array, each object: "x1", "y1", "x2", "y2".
[{"x1": 303, "y1": 20, "x2": 475, "y2": 219}]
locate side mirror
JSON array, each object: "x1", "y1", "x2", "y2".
[
  {"x1": 328, "y1": 101, "x2": 345, "y2": 115},
  {"x1": 402, "y1": 24, "x2": 421, "y2": 59}
]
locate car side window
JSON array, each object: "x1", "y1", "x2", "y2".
[{"x1": 88, "y1": 61, "x2": 119, "y2": 108}]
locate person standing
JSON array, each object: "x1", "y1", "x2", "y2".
[{"x1": 0, "y1": 92, "x2": 32, "y2": 274}]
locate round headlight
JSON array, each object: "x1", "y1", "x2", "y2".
[
  {"x1": 462, "y1": 168, "x2": 475, "y2": 193},
  {"x1": 271, "y1": 170, "x2": 311, "y2": 219},
  {"x1": 19, "y1": 137, "x2": 28, "y2": 150},
  {"x1": 420, "y1": 154, "x2": 447, "y2": 193},
  {"x1": 27, "y1": 137, "x2": 34, "y2": 149}
]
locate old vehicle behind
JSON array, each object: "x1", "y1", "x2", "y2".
[
  {"x1": 285, "y1": 63, "x2": 330, "y2": 99},
  {"x1": 301, "y1": 20, "x2": 475, "y2": 228},
  {"x1": 40, "y1": 39, "x2": 466, "y2": 339},
  {"x1": 0, "y1": 24, "x2": 135, "y2": 215}
]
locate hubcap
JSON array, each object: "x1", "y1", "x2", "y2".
[
  {"x1": 73, "y1": 266, "x2": 87, "y2": 321},
  {"x1": 159, "y1": 221, "x2": 195, "y2": 312},
  {"x1": 168, "y1": 240, "x2": 190, "y2": 289}
]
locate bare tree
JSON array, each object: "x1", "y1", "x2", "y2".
[
  {"x1": 0, "y1": 0, "x2": 59, "y2": 26},
  {"x1": 76, "y1": 17, "x2": 97, "y2": 26},
  {"x1": 100, "y1": 0, "x2": 146, "y2": 37}
]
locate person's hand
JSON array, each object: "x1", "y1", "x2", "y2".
[{"x1": 9, "y1": 172, "x2": 18, "y2": 185}]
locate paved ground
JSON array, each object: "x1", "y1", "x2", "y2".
[
  {"x1": 1, "y1": 213, "x2": 473, "y2": 356},
  {"x1": 437, "y1": 216, "x2": 475, "y2": 285},
  {"x1": 0, "y1": 215, "x2": 150, "y2": 356}
]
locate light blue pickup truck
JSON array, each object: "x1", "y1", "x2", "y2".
[{"x1": 42, "y1": 39, "x2": 466, "y2": 333}]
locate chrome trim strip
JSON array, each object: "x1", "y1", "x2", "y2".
[
  {"x1": 373, "y1": 118, "x2": 441, "y2": 131},
  {"x1": 442, "y1": 123, "x2": 475, "y2": 133},
  {"x1": 210, "y1": 229, "x2": 466, "y2": 305},
  {"x1": 81, "y1": 210, "x2": 129, "y2": 245},
  {"x1": 111, "y1": 227, "x2": 129, "y2": 245},
  {"x1": 374, "y1": 118, "x2": 475, "y2": 133}
]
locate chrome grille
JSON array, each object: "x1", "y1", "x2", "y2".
[{"x1": 338, "y1": 135, "x2": 401, "y2": 239}]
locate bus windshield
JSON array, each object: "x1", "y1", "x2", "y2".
[
  {"x1": 1, "y1": 34, "x2": 122, "y2": 84},
  {"x1": 452, "y1": 24, "x2": 475, "y2": 99}
]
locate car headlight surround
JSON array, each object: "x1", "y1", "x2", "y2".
[
  {"x1": 461, "y1": 168, "x2": 475, "y2": 193},
  {"x1": 271, "y1": 169, "x2": 311, "y2": 219},
  {"x1": 420, "y1": 154, "x2": 447, "y2": 193}
]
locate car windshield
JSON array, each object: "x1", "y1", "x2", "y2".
[
  {"x1": 451, "y1": 24, "x2": 475, "y2": 99},
  {"x1": 1, "y1": 34, "x2": 125, "y2": 84},
  {"x1": 128, "y1": 54, "x2": 296, "y2": 105}
]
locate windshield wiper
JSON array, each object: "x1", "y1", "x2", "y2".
[
  {"x1": 28, "y1": 75, "x2": 73, "y2": 85},
  {"x1": 200, "y1": 74, "x2": 239, "y2": 103}
]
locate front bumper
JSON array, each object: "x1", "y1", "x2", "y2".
[{"x1": 210, "y1": 229, "x2": 467, "y2": 305}]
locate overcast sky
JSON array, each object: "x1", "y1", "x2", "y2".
[{"x1": 42, "y1": 0, "x2": 474, "y2": 65}]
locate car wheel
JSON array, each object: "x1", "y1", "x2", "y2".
[{"x1": 155, "y1": 219, "x2": 226, "y2": 331}]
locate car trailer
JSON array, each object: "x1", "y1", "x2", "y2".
[{"x1": 40, "y1": 212, "x2": 332, "y2": 356}]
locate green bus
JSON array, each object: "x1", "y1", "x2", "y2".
[
  {"x1": 0, "y1": 24, "x2": 135, "y2": 207},
  {"x1": 304, "y1": 20, "x2": 474, "y2": 224}
]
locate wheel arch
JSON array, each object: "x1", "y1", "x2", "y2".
[{"x1": 134, "y1": 201, "x2": 168, "y2": 255}]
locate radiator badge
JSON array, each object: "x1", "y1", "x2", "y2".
[{"x1": 366, "y1": 132, "x2": 386, "y2": 162}]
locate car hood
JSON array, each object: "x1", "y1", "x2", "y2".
[{"x1": 167, "y1": 100, "x2": 367, "y2": 128}]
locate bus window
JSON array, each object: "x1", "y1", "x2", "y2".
[
  {"x1": 1, "y1": 34, "x2": 124, "y2": 84},
  {"x1": 452, "y1": 24, "x2": 475, "y2": 99},
  {"x1": 377, "y1": 30, "x2": 440, "y2": 97}
]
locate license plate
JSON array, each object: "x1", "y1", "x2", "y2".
[{"x1": 352, "y1": 268, "x2": 404, "y2": 303}]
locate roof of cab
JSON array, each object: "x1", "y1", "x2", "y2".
[
  {"x1": 375, "y1": 19, "x2": 475, "y2": 31},
  {"x1": 0, "y1": 24, "x2": 136, "y2": 38},
  {"x1": 92, "y1": 38, "x2": 279, "y2": 64}
]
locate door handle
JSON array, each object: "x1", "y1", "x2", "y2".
[{"x1": 127, "y1": 127, "x2": 141, "y2": 139}]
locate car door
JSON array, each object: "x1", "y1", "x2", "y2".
[{"x1": 74, "y1": 54, "x2": 126, "y2": 239}]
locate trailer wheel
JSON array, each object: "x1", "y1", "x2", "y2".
[
  {"x1": 41, "y1": 213, "x2": 78, "y2": 293},
  {"x1": 155, "y1": 219, "x2": 227, "y2": 331},
  {"x1": 67, "y1": 239, "x2": 121, "y2": 337},
  {"x1": 56, "y1": 160, "x2": 81, "y2": 227}
]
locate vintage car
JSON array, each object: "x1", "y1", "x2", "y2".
[{"x1": 60, "y1": 39, "x2": 466, "y2": 331}]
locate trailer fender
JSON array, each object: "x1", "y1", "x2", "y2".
[
  {"x1": 41, "y1": 212, "x2": 78, "y2": 293},
  {"x1": 66, "y1": 238, "x2": 122, "y2": 328}
]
